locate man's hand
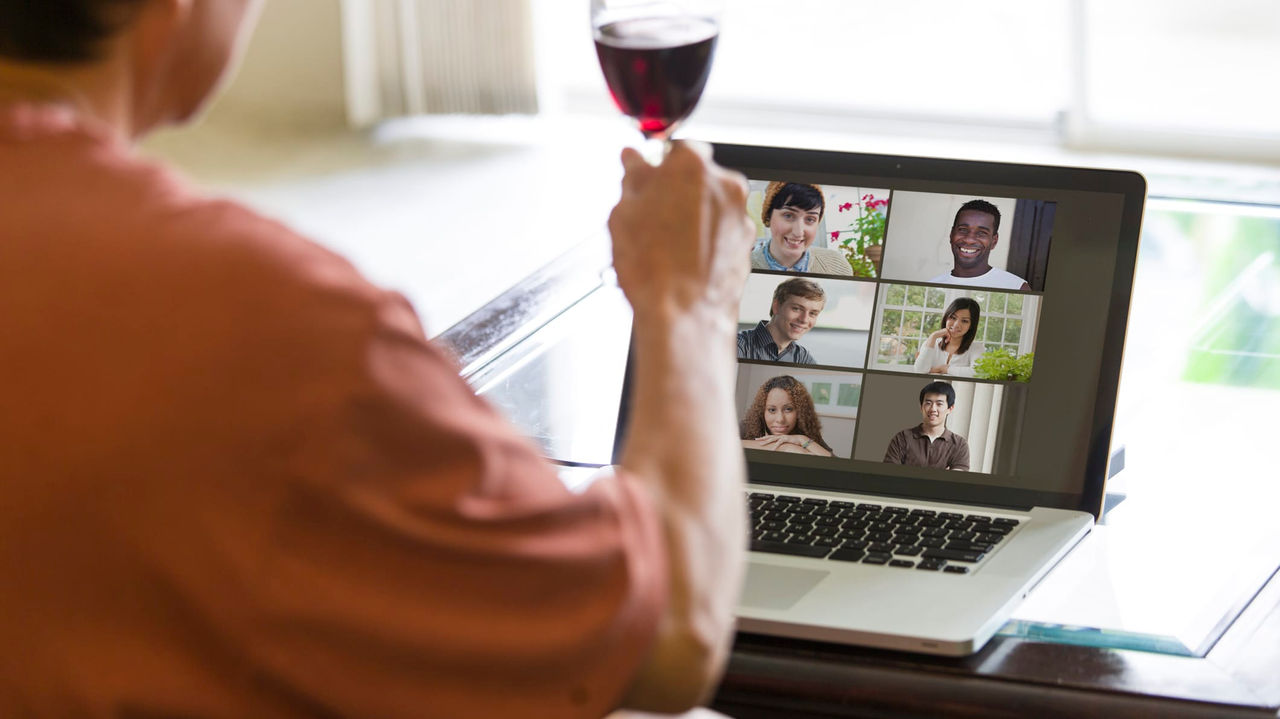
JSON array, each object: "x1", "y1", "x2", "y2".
[
  {"x1": 610, "y1": 142, "x2": 754, "y2": 714},
  {"x1": 609, "y1": 142, "x2": 754, "y2": 324}
]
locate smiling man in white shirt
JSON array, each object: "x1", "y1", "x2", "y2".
[{"x1": 928, "y1": 199, "x2": 1030, "y2": 291}]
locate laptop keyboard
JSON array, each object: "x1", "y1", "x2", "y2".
[{"x1": 748, "y1": 492, "x2": 1021, "y2": 573}]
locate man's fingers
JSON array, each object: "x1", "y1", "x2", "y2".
[
  {"x1": 620, "y1": 146, "x2": 647, "y2": 172},
  {"x1": 619, "y1": 147, "x2": 652, "y2": 192},
  {"x1": 671, "y1": 139, "x2": 713, "y2": 162}
]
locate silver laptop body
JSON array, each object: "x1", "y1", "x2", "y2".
[{"x1": 618, "y1": 143, "x2": 1145, "y2": 656}]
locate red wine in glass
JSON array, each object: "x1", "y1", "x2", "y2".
[{"x1": 594, "y1": 16, "x2": 718, "y2": 141}]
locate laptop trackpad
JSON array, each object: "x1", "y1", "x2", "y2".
[{"x1": 741, "y1": 562, "x2": 829, "y2": 610}]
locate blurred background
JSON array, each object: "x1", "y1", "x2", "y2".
[{"x1": 143, "y1": 0, "x2": 1280, "y2": 477}]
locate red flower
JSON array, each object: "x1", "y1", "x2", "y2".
[
  {"x1": 830, "y1": 231, "x2": 840, "y2": 240},
  {"x1": 838, "y1": 202, "x2": 853, "y2": 212}
]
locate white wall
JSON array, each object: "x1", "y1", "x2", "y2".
[{"x1": 202, "y1": 0, "x2": 348, "y2": 131}]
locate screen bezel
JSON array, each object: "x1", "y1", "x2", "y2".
[{"x1": 614, "y1": 143, "x2": 1146, "y2": 519}]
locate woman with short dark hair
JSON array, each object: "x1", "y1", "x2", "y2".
[{"x1": 750, "y1": 181, "x2": 853, "y2": 276}]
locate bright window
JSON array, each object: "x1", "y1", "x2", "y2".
[{"x1": 531, "y1": 0, "x2": 1280, "y2": 157}]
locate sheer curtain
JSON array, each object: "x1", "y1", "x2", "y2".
[
  {"x1": 341, "y1": 0, "x2": 539, "y2": 127},
  {"x1": 948, "y1": 383, "x2": 1004, "y2": 474}
]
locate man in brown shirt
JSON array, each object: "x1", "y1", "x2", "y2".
[{"x1": 883, "y1": 381, "x2": 971, "y2": 471}]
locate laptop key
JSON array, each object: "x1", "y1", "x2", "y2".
[
  {"x1": 975, "y1": 532, "x2": 1005, "y2": 544},
  {"x1": 943, "y1": 565, "x2": 971, "y2": 574},
  {"x1": 761, "y1": 530, "x2": 787, "y2": 543},
  {"x1": 813, "y1": 536, "x2": 840, "y2": 548},
  {"x1": 868, "y1": 542, "x2": 896, "y2": 553},
  {"x1": 993, "y1": 518, "x2": 1020, "y2": 526},
  {"x1": 894, "y1": 545, "x2": 923, "y2": 556},
  {"x1": 828, "y1": 548, "x2": 866, "y2": 562},
  {"x1": 750, "y1": 539, "x2": 831, "y2": 558},
  {"x1": 862, "y1": 553, "x2": 891, "y2": 565},
  {"x1": 889, "y1": 559, "x2": 915, "y2": 568},
  {"x1": 917, "y1": 537, "x2": 945, "y2": 548},
  {"x1": 840, "y1": 539, "x2": 869, "y2": 550},
  {"x1": 784, "y1": 533, "x2": 816, "y2": 545},
  {"x1": 923, "y1": 548, "x2": 984, "y2": 563},
  {"x1": 776, "y1": 495, "x2": 802, "y2": 503},
  {"x1": 917, "y1": 558, "x2": 946, "y2": 570},
  {"x1": 945, "y1": 540, "x2": 993, "y2": 553}
]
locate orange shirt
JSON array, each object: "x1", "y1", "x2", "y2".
[{"x1": 0, "y1": 104, "x2": 665, "y2": 718}]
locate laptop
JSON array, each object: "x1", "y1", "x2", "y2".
[{"x1": 614, "y1": 143, "x2": 1146, "y2": 656}]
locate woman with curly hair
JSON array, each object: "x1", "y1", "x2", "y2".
[
  {"x1": 740, "y1": 375, "x2": 833, "y2": 456},
  {"x1": 914, "y1": 297, "x2": 985, "y2": 377}
]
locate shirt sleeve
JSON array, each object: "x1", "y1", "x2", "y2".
[
  {"x1": 252, "y1": 290, "x2": 667, "y2": 719},
  {"x1": 884, "y1": 431, "x2": 906, "y2": 464},
  {"x1": 948, "y1": 341, "x2": 983, "y2": 378},
  {"x1": 950, "y1": 437, "x2": 972, "y2": 471},
  {"x1": 913, "y1": 342, "x2": 935, "y2": 373}
]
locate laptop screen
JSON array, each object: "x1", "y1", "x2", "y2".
[{"x1": 708, "y1": 144, "x2": 1145, "y2": 516}]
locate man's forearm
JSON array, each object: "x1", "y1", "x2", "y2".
[{"x1": 618, "y1": 308, "x2": 746, "y2": 711}]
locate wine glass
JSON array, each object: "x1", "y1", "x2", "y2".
[{"x1": 591, "y1": 0, "x2": 722, "y2": 161}]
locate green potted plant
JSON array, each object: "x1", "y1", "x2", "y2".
[{"x1": 973, "y1": 349, "x2": 1035, "y2": 382}]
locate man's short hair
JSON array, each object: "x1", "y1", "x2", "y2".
[
  {"x1": 919, "y1": 381, "x2": 956, "y2": 407},
  {"x1": 0, "y1": 0, "x2": 147, "y2": 63},
  {"x1": 953, "y1": 199, "x2": 1001, "y2": 234},
  {"x1": 770, "y1": 278, "x2": 825, "y2": 316}
]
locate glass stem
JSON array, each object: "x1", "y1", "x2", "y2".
[{"x1": 641, "y1": 135, "x2": 674, "y2": 165}]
